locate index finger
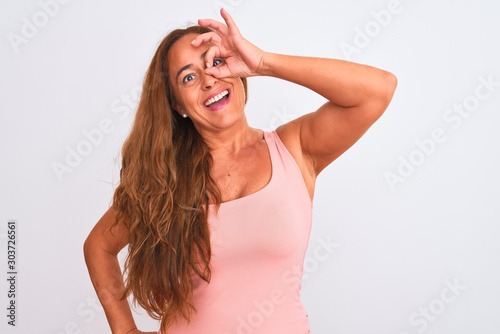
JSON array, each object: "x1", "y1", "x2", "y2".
[
  {"x1": 191, "y1": 31, "x2": 222, "y2": 48},
  {"x1": 219, "y1": 8, "x2": 241, "y2": 35}
]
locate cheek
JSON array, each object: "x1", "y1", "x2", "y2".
[
  {"x1": 233, "y1": 80, "x2": 246, "y2": 106},
  {"x1": 168, "y1": 80, "x2": 183, "y2": 108},
  {"x1": 175, "y1": 87, "x2": 198, "y2": 109}
]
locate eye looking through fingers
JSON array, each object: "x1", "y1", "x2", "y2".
[
  {"x1": 209, "y1": 57, "x2": 226, "y2": 71},
  {"x1": 179, "y1": 58, "x2": 225, "y2": 86},
  {"x1": 202, "y1": 45, "x2": 224, "y2": 70},
  {"x1": 212, "y1": 58, "x2": 224, "y2": 67}
]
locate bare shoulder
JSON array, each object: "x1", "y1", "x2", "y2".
[
  {"x1": 275, "y1": 121, "x2": 316, "y2": 199},
  {"x1": 275, "y1": 120, "x2": 301, "y2": 157}
]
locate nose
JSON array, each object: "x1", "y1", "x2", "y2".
[{"x1": 202, "y1": 73, "x2": 218, "y2": 90}]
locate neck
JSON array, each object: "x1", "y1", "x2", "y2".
[{"x1": 197, "y1": 120, "x2": 263, "y2": 155}]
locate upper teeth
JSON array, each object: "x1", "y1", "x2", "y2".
[{"x1": 205, "y1": 90, "x2": 228, "y2": 106}]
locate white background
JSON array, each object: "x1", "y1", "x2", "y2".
[{"x1": 1, "y1": 0, "x2": 499, "y2": 333}]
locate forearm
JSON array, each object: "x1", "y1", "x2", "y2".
[
  {"x1": 84, "y1": 244, "x2": 137, "y2": 334},
  {"x1": 259, "y1": 53, "x2": 396, "y2": 109}
]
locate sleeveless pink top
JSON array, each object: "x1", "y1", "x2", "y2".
[{"x1": 165, "y1": 131, "x2": 312, "y2": 334}]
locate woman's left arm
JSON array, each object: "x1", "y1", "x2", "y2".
[
  {"x1": 196, "y1": 9, "x2": 397, "y2": 177},
  {"x1": 262, "y1": 53, "x2": 397, "y2": 175}
]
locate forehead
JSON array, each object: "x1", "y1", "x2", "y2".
[{"x1": 167, "y1": 33, "x2": 208, "y2": 74}]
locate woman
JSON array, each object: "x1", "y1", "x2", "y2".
[{"x1": 84, "y1": 9, "x2": 397, "y2": 334}]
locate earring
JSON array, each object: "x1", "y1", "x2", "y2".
[{"x1": 182, "y1": 114, "x2": 187, "y2": 118}]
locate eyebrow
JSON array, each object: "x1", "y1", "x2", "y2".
[{"x1": 175, "y1": 50, "x2": 208, "y2": 81}]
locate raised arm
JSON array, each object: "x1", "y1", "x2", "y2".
[
  {"x1": 194, "y1": 9, "x2": 397, "y2": 195},
  {"x1": 83, "y1": 208, "x2": 155, "y2": 334},
  {"x1": 262, "y1": 53, "x2": 397, "y2": 174}
]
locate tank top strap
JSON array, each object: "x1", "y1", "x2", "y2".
[{"x1": 264, "y1": 131, "x2": 311, "y2": 204}]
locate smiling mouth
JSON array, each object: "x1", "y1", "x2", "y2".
[{"x1": 204, "y1": 90, "x2": 229, "y2": 108}]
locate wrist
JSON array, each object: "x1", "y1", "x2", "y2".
[{"x1": 256, "y1": 52, "x2": 278, "y2": 77}]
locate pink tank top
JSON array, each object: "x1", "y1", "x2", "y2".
[{"x1": 165, "y1": 131, "x2": 312, "y2": 334}]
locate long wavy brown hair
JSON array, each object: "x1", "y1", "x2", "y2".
[{"x1": 112, "y1": 25, "x2": 248, "y2": 330}]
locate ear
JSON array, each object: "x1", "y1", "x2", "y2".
[
  {"x1": 173, "y1": 103, "x2": 188, "y2": 118},
  {"x1": 172, "y1": 103, "x2": 182, "y2": 114}
]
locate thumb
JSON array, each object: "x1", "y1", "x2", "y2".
[{"x1": 205, "y1": 66, "x2": 227, "y2": 79}]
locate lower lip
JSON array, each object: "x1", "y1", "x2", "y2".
[{"x1": 204, "y1": 92, "x2": 230, "y2": 112}]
